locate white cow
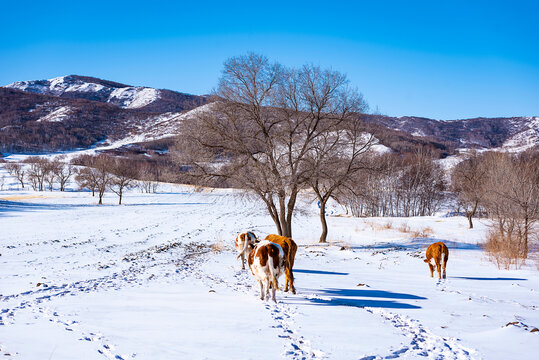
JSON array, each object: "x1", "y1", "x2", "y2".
[{"x1": 248, "y1": 240, "x2": 286, "y2": 302}]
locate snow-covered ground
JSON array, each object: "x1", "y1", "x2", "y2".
[{"x1": 1, "y1": 176, "x2": 538, "y2": 359}]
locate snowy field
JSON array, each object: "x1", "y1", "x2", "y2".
[{"x1": 1, "y1": 179, "x2": 538, "y2": 359}]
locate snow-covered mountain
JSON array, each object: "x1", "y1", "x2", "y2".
[
  {"x1": 362, "y1": 114, "x2": 539, "y2": 153},
  {"x1": 1, "y1": 75, "x2": 537, "y2": 157},
  {"x1": 7, "y1": 75, "x2": 158, "y2": 109},
  {"x1": 5, "y1": 75, "x2": 208, "y2": 113}
]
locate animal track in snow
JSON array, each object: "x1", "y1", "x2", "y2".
[{"x1": 361, "y1": 308, "x2": 477, "y2": 360}]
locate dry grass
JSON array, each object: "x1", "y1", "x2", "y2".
[
  {"x1": 398, "y1": 223, "x2": 411, "y2": 233},
  {"x1": 0, "y1": 194, "x2": 51, "y2": 201},
  {"x1": 411, "y1": 226, "x2": 434, "y2": 238},
  {"x1": 397, "y1": 222, "x2": 434, "y2": 238},
  {"x1": 365, "y1": 220, "x2": 394, "y2": 231},
  {"x1": 483, "y1": 229, "x2": 526, "y2": 269},
  {"x1": 210, "y1": 234, "x2": 225, "y2": 253}
]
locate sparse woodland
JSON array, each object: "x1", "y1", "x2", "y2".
[
  {"x1": 451, "y1": 150, "x2": 538, "y2": 268},
  {"x1": 0, "y1": 55, "x2": 537, "y2": 268}
]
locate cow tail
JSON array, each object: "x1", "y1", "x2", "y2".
[
  {"x1": 268, "y1": 255, "x2": 280, "y2": 291},
  {"x1": 236, "y1": 234, "x2": 249, "y2": 260}
]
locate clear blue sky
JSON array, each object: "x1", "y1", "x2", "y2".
[{"x1": 1, "y1": 0, "x2": 538, "y2": 120}]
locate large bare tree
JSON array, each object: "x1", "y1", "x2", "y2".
[{"x1": 176, "y1": 53, "x2": 368, "y2": 238}]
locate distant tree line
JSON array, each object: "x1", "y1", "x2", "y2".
[
  {"x1": 451, "y1": 150, "x2": 538, "y2": 268},
  {"x1": 337, "y1": 148, "x2": 446, "y2": 217},
  {"x1": 1, "y1": 154, "x2": 165, "y2": 205}
]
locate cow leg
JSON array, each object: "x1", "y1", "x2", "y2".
[
  {"x1": 436, "y1": 262, "x2": 442, "y2": 279},
  {"x1": 271, "y1": 284, "x2": 276, "y2": 303},
  {"x1": 428, "y1": 263, "x2": 434, "y2": 277},
  {"x1": 285, "y1": 267, "x2": 296, "y2": 294},
  {"x1": 241, "y1": 252, "x2": 245, "y2": 270},
  {"x1": 258, "y1": 280, "x2": 264, "y2": 300},
  {"x1": 442, "y1": 262, "x2": 447, "y2": 279},
  {"x1": 265, "y1": 279, "x2": 271, "y2": 301}
]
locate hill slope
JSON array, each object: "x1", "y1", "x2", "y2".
[{"x1": 1, "y1": 75, "x2": 537, "y2": 156}]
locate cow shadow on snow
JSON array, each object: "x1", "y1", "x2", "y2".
[
  {"x1": 294, "y1": 269, "x2": 349, "y2": 276},
  {"x1": 450, "y1": 276, "x2": 527, "y2": 281},
  {"x1": 289, "y1": 287, "x2": 426, "y2": 309},
  {"x1": 350, "y1": 238, "x2": 481, "y2": 251}
]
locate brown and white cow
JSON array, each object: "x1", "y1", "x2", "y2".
[
  {"x1": 265, "y1": 234, "x2": 297, "y2": 294},
  {"x1": 235, "y1": 231, "x2": 258, "y2": 270},
  {"x1": 424, "y1": 241, "x2": 449, "y2": 279},
  {"x1": 248, "y1": 240, "x2": 286, "y2": 302}
]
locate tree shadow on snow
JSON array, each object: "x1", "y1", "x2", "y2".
[
  {"x1": 294, "y1": 269, "x2": 349, "y2": 276},
  {"x1": 125, "y1": 202, "x2": 211, "y2": 207},
  {"x1": 350, "y1": 238, "x2": 481, "y2": 251},
  {"x1": 0, "y1": 200, "x2": 90, "y2": 217},
  {"x1": 451, "y1": 276, "x2": 527, "y2": 281},
  {"x1": 288, "y1": 287, "x2": 426, "y2": 309}
]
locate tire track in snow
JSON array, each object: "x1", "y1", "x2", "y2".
[{"x1": 360, "y1": 308, "x2": 478, "y2": 360}]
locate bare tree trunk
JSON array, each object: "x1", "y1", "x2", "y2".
[
  {"x1": 319, "y1": 199, "x2": 328, "y2": 243},
  {"x1": 262, "y1": 196, "x2": 283, "y2": 235},
  {"x1": 467, "y1": 212, "x2": 474, "y2": 229},
  {"x1": 467, "y1": 201, "x2": 479, "y2": 229}
]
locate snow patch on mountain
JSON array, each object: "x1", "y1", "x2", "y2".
[
  {"x1": 9, "y1": 76, "x2": 106, "y2": 95},
  {"x1": 36, "y1": 106, "x2": 72, "y2": 123},
  {"x1": 501, "y1": 116, "x2": 539, "y2": 152},
  {"x1": 132, "y1": 103, "x2": 215, "y2": 140},
  {"x1": 108, "y1": 87, "x2": 160, "y2": 109},
  {"x1": 5, "y1": 76, "x2": 161, "y2": 109}
]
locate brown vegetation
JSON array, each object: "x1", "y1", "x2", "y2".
[{"x1": 338, "y1": 147, "x2": 446, "y2": 217}]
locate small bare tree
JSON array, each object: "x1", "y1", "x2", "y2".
[
  {"x1": 451, "y1": 151, "x2": 487, "y2": 228},
  {"x1": 53, "y1": 157, "x2": 74, "y2": 192},
  {"x1": 4, "y1": 162, "x2": 25, "y2": 189},
  {"x1": 138, "y1": 164, "x2": 159, "y2": 193},
  {"x1": 93, "y1": 156, "x2": 113, "y2": 205},
  {"x1": 74, "y1": 155, "x2": 112, "y2": 204},
  {"x1": 44, "y1": 160, "x2": 58, "y2": 191},
  {"x1": 109, "y1": 159, "x2": 139, "y2": 204},
  {"x1": 24, "y1": 157, "x2": 49, "y2": 191},
  {"x1": 75, "y1": 167, "x2": 97, "y2": 196},
  {"x1": 482, "y1": 151, "x2": 538, "y2": 264}
]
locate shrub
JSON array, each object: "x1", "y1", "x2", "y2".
[{"x1": 483, "y1": 229, "x2": 526, "y2": 269}]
